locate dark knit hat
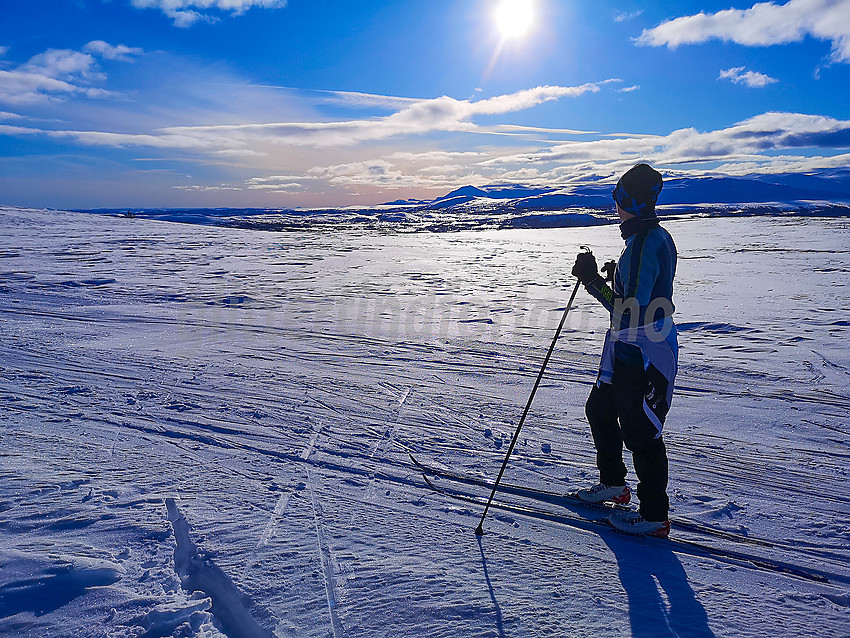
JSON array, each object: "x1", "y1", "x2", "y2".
[{"x1": 612, "y1": 163, "x2": 663, "y2": 217}]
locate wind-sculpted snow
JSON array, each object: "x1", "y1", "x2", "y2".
[
  {"x1": 0, "y1": 552, "x2": 122, "y2": 620},
  {"x1": 0, "y1": 206, "x2": 848, "y2": 636}
]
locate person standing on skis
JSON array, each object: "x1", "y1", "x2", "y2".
[{"x1": 571, "y1": 163, "x2": 678, "y2": 537}]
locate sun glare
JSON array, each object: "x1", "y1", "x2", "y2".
[{"x1": 494, "y1": 0, "x2": 535, "y2": 39}]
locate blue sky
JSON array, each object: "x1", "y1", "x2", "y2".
[{"x1": 1, "y1": 0, "x2": 849, "y2": 208}]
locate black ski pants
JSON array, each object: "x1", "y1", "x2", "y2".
[{"x1": 585, "y1": 358, "x2": 669, "y2": 521}]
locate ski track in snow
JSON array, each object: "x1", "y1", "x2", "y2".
[
  {"x1": 306, "y1": 466, "x2": 345, "y2": 638},
  {"x1": 0, "y1": 207, "x2": 849, "y2": 636}
]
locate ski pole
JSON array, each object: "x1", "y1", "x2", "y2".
[{"x1": 475, "y1": 271, "x2": 585, "y2": 536}]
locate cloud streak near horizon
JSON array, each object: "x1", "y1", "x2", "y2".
[
  {"x1": 301, "y1": 111, "x2": 850, "y2": 191},
  {"x1": 484, "y1": 112, "x2": 850, "y2": 167},
  {"x1": 1, "y1": 78, "x2": 848, "y2": 195}
]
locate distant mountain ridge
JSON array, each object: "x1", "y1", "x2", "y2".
[
  {"x1": 384, "y1": 170, "x2": 850, "y2": 212},
  {"x1": 74, "y1": 168, "x2": 850, "y2": 234}
]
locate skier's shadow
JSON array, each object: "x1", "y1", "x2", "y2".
[{"x1": 601, "y1": 533, "x2": 716, "y2": 637}]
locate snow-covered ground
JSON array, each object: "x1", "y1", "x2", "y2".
[{"x1": 1, "y1": 206, "x2": 848, "y2": 637}]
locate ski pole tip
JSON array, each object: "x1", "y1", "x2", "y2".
[{"x1": 474, "y1": 524, "x2": 485, "y2": 536}]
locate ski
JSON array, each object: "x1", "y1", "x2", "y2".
[
  {"x1": 411, "y1": 452, "x2": 630, "y2": 512},
  {"x1": 421, "y1": 474, "x2": 838, "y2": 585},
  {"x1": 410, "y1": 453, "x2": 840, "y2": 560}
]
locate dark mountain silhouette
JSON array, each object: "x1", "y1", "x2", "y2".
[{"x1": 384, "y1": 170, "x2": 850, "y2": 212}]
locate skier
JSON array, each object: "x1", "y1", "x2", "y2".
[{"x1": 571, "y1": 163, "x2": 678, "y2": 537}]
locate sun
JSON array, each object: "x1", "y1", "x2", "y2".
[{"x1": 494, "y1": 0, "x2": 535, "y2": 39}]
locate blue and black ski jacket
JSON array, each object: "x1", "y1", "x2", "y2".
[{"x1": 585, "y1": 217, "x2": 677, "y2": 363}]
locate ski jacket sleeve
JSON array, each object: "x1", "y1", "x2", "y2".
[{"x1": 584, "y1": 276, "x2": 617, "y2": 313}]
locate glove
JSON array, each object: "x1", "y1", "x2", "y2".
[
  {"x1": 571, "y1": 252, "x2": 599, "y2": 285},
  {"x1": 601, "y1": 260, "x2": 617, "y2": 283}
]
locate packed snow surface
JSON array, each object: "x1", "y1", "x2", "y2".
[{"x1": 0, "y1": 206, "x2": 848, "y2": 637}]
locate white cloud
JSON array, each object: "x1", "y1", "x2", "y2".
[
  {"x1": 174, "y1": 184, "x2": 242, "y2": 191},
  {"x1": 246, "y1": 182, "x2": 301, "y2": 190},
  {"x1": 387, "y1": 151, "x2": 486, "y2": 162},
  {"x1": 23, "y1": 49, "x2": 100, "y2": 82},
  {"x1": 617, "y1": 85, "x2": 641, "y2": 93},
  {"x1": 718, "y1": 66, "x2": 779, "y2": 87},
  {"x1": 0, "y1": 71, "x2": 76, "y2": 105},
  {"x1": 130, "y1": 0, "x2": 288, "y2": 27},
  {"x1": 457, "y1": 84, "x2": 603, "y2": 115},
  {"x1": 5, "y1": 104, "x2": 849, "y2": 174},
  {"x1": 3, "y1": 71, "x2": 848, "y2": 195},
  {"x1": 614, "y1": 10, "x2": 643, "y2": 23},
  {"x1": 314, "y1": 89, "x2": 421, "y2": 110},
  {"x1": 0, "y1": 81, "x2": 612, "y2": 149},
  {"x1": 0, "y1": 42, "x2": 141, "y2": 105},
  {"x1": 83, "y1": 41, "x2": 144, "y2": 61},
  {"x1": 0, "y1": 122, "x2": 242, "y2": 151},
  {"x1": 0, "y1": 124, "x2": 42, "y2": 135},
  {"x1": 302, "y1": 125, "x2": 850, "y2": 191},
  {"x1": 710, "y1": 151, "x2": 850, "y2": 175},
  {"x1": 215, "y1": 148, "x2": 268, "y2": 157},
  {"x1": 638, "y1": 0, "x2": 850, "y2": 63},
  {"x1": 493, "y1": 123, "x2": 597, "y2": 135},
  {"x1": 481, "y1": 112, "x2": 850, "y2": 174},
  {"x1": 83, "y1": 87, "x2": 120, "y2": 99},
  {"x1": 66, "y1": 83, "x2": 608, "y2": 149},
  {"x1": 306, "y1": 159, "x2": 486, "y2": 190},
  {"x1": 246, "y1": 174, "x2": 320, "y2": 183}
]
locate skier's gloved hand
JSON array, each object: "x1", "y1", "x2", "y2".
[
  {"x1": 572, "y1": 252, "x2": 600, "y2": 285},
  {"x1": 601, "y1": 260, "x2": 617, "y2": 283}
]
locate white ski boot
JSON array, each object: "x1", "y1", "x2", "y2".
[
  {"x1": 609, "y1": 510, "x2": 670, "y2": 538},
  {"x1": 576, "y1": 483, "x2": 631, "y2": 505}
]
